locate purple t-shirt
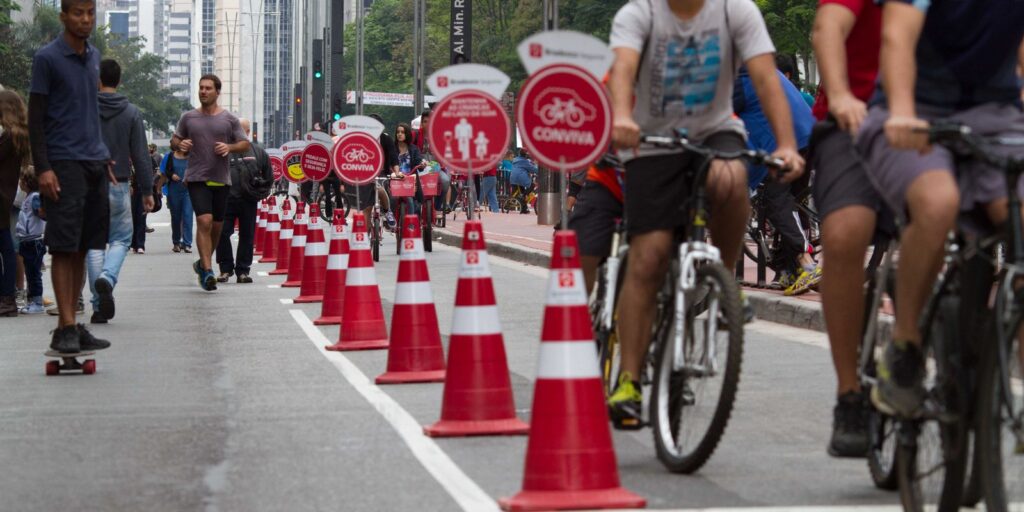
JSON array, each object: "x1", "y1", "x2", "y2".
[{"x1": 174, "y1": 109, "x2": 246, "y2": 184}]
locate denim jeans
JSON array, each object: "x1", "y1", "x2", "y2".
[
  {"x1": 87, "y1": 182, "x2": 132, "y2": 309},
  {"x1": 480, "y1": 175, "x2": 499, "y2": 212},
  {"x1": 167, "y1": 181, "x2": 193, "y2": 248},
  {"x1": 18, "y1": 238, "x2": 45, "y2": 299},
  {"x1": 0, "y1": 228, "x2": 15, "y2": 297},
  {"x1": 434, "y1": 171, "x2": 451, "y2": 212}
]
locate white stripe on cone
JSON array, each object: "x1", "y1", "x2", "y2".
[
  {"x1": 346, "y1": 267, "x2": 377, "y2": 286},
  {"x1": 330, "y1": 227, "x2": 348, "y2": 240},
  {"x1": 451, "y1": 305, "x2": 502, "y2": 335},
  {"x1": 536, "y1": 341, "x2": 602, "y2": 379},
  {"x1": 350, "y1": 232, "x2": 371, "y2": 250},
  {"x1": 280, "y1": 229, "x2": 294, "y2": 239},
  {"x1": 292, "y1": 236, "x2": 307, "y2": 247},
  {"x1": 305, "y1": 242, "x2": 329, "y2": 256},
  {"x1": 458, "y1": 250, "x2": 492, "y2": 279},
  {"x1": 545, "y1": 269, "x2": 588, "y2": 306},
  {"x1": 395, "y1": 282, "x2": 434, "y2": 305},
  {"x1": 267, "y1": 222, "x2": 280, "y2": 232},
  {"x1": 399, "y1": 239, "x2": 424, "y2": 260},
  {"x1": 327, "y1": 254, "x2": 349, "y2": 269}
]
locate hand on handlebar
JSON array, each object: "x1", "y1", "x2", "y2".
[
  {"x1": 769, "y1": 147, "x2": 805, "y2": 183},
  {"x1": 885, "y1": 115, "x2": 931, "y2": 152},
  {"x1": 612, "y1": 115, "x2": 641, "y2": 150}
]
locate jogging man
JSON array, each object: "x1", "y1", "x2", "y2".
[
  {"x1": 88, "y1": 58, "x2": 154, "y2": 324},
  {"x1": 28, "y1": 0, "x2": 115, "y2": 353},
  {"x1": 861, "y1": 0, "x2": 1024, "y2": 417},
  {"x1": 171, "y1": 74, "x2": 250, "y2": 291},
  {"x1": 809, "y1": 0, "x2": 882, "y2": 456},
  {"x1": 606, "y1": 0, "x2": 805, "y2": 428},
  {"x1": 215, "y1": 118, "x2": 271, "y2": 284}
]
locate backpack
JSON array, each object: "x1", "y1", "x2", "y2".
[{"x1": 232, "y1": 146, "x2": 273, "y2": 202}]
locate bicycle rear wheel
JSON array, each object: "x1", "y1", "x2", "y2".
[
  {"x1": 978, "y1": 305, "x2": 1024, "y2": 512},
  {"x1": 372, "y1": 215, "x2": 381, "y2": 262},
  {"x1": 650, "y1": 262, "x2": 742, "y2": 474},
  {"x1": 861, "y1": 254, "x2": 899, "y2": 490},
  {"x1": 422, "y1": 203, "x2": 433, "y2": 252}
]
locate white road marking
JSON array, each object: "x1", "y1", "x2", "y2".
[
  {"x1": 279, "y1": 299, "x2": 293, "y2": 304},
  {"x1": 288, "y1": 310, "x2": 499, "y2": 512},
  {"x1": 257, "y1": 271, "x2": 269, "y2": 277},
  {"x1": 267, "y1": 284, "x2": 281, "y2": 289}
]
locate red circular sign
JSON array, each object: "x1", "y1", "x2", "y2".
[
  {"x1": 283, "y1": 149, "x2": 307, "y2": 183},
  {"x1": 332, "y1": 132, "x2": 384, "y2": 185},
  {"x1": 269, "y1": 155, "x2": 284, "y2": 181},
  {"x1": 517, "y1": 64, "x2": 612, "y2": 172},
  {"x1": 301, "y1": 143, "x2": 332, "y2": 182},
  {"x1": 428, "y1": 90, "x2": 511, "y2": 175}
]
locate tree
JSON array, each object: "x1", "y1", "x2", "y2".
[{"x1": 756, "y1": 0, "x2": 817, "y2": 86}]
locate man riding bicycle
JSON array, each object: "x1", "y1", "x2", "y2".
[
  {"x1": 606, "y1": 0, "x2": 805, "y2": 429},
  {"x1": 861, "y1": 0, "x2": 1024, "y2": 418}
]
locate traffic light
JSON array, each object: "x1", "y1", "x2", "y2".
[
  {"x1": 295, "y1": 96, "x2": 302, "y2": 104},
  {"x1": 332, "y1": 94, "x2": 342, "y2": 122},
  {"x1": 313, "y1": 60, "x2": 323, "y2": 79}
]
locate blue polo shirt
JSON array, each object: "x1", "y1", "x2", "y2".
[{"x1": 29, "y1": 36, "x2": 109, "y2": 162}]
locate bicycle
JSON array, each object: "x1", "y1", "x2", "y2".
[
  {"x1": 625, "y1": 132, "x2": 786, "y2": 473},
  {"x1": 502, "y1": 177, "x2": 538, "y2": 214},
  {"x1": 741, "y1": 178, "x2": 822, "y2": 289},
  {"x1": 391, "y1": 171, "x2": 437, "y2": 254},
  {"x1": 311, "y1": 178, "x2": 350, "y2": 223}
]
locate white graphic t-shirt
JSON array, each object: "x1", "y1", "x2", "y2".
[{"x1": 610, "y1": 0, "x2": 774, "y2": 153}]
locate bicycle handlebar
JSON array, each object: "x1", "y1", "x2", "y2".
[
  {"x1": 639, "y1": 134, "x2": 789, "y2": 172},
  {"x1": 921, "y1": 122, "x2": 1024, "y2": 171}
]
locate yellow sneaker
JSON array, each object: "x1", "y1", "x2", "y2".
[
  {"x1": 608, "y1": 372, "x2": 643, "y2": 430},
  {"x1": 785, "y1": 266, "x2": 822, "y2": 296}
]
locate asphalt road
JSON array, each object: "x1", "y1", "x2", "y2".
[{"x1": 0, "y1": 210, "x2": 907, "y2": 511}]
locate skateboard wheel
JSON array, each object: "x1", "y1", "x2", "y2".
[
  {"x1": 45, "y1": 360, "x2": 59, "y2": 376},
  {"x1": 82, "y1": 360, "x2": 96, "y2": 375}
]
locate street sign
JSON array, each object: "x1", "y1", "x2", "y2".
[
  {"x1": 268, "y1": 152, "x2": 284, "y2": 181},
  {"x1": 332, "y1": 131, "x2": 384, "y2": 185},
  {"x1": 427, "y1": 64, "x2": 510, "y2": 100},
  {"x1": 333, "y1": 115, "x2": 384, "y2": 138},
  {"x1": 428, "y1": 89, "x2": 511, "y2": 175},
  {"x1": 517, "y1": 30, "x2": 614, "y2": 80},
  {"x1": 516, "y1": 63, "x2": 611, "y2": 171},
  {"x1": 301, "y1": 142, "x2": 332, "y2": 182}
]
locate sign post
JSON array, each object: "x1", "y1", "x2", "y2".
[
  {"x1": 301, "y1": 131, "x2": 334, "y2": 182},
  {"x1": 280, "y1": 141, "x2": 310, "y2": 184},
  {"x1": 332, "y1": 115, "x2": 385, "y2": 212}
]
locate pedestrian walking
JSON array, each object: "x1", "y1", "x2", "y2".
[
  {"x1": 0, "y1": 89, "x2": 30, "y2": 317},
  {"x1": 215, "y1": 118, "x2": 272, "y2": 284},
  {"x1": 16, "y1": 167, "x2": 46, "y2": 315},
  {"x1": 87, "y1": 58, "x2": 154, "y2": 324},
  {"x1": 479, "y1": 164, "x2": 499, "y2": 213},
  {"x1": 129, "y1": 162, "x2": 161, "y2": 254},
  {"x1": 28, "y1": 0, "x2": 116, "y2": 353},
  {"x1": 170, "y1": 74, "x2": 250, "y2": 291},
  {"x1": 161, "y1": 148, "x2": 193, "y2": 253}
]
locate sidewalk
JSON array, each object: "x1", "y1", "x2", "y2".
[{"x1": 434, "y1": 210, "x2": 835, "y2": 332}]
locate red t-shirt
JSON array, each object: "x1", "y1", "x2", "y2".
[{"x1": 812, "y1": 0, "x2": 882, "y2": 121}]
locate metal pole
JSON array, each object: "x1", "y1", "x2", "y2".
[
  {"x1": 560, "y1": 158, "x2": 568, "y2": 230},
  {"x1": 412, "y1": 0, "x2": 424, "y2": 114},
  {"x1": 355, "y1": 0, "x2": 364, "y2": 115},
  {"x1": 467, "y1": 164, "x2": 475, "y2": 222}
]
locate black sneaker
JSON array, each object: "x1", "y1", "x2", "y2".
[
  {"x1": 50, "y1": 325, "x2": 81, "y2": 354},
  {"x1": 829, "y1": 391, "x2": 870, "y2": 458},
  {"x1": 236, "y1": 274, "x2": 253, "y2": 284},
  {"x1": 77, "y1": 324, "x2": 111, "y2": 351},
  {"x1": 872, "y1": 341, "x2": 926, "y2": 418},
  {"x1": 94, "y1": 276, "x2": 115, "y2": 320},
  {"x1": 193, "y1": 260, "x2": 203, "y2": 276},
  {"x1": 217, "y1": 272, "x2": 232, "y2": 283},
  {"x1": 90, "y1": 311, "x2": 108, "y2": 324}
]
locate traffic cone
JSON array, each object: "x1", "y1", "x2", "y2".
[
  {"x1": 313, "y1": 209, "x2": 349, "y2": 325},
  {"x1": 325, "y1": 212, "x2": 388, "y2": 351},
  {"x1": 424, "y1": 221, "x2": 529, "y2": 437},
  {"x1": 270, "y1": 198, "x2": 293, "y2": 275},
  {"x1": 376, "y1": 215, "x2": 446, "y2": 384},
  {"x1": 258, "y1": 196, "x2": 280, "y2": 263},
  {"x1": 500, "y1": 231, "x2": 645, "y2": 511},
  {"x1": 294, "y1": 203, "x2": 328, "y2": 303},
  {"x1": 282, "y1": 201, "x2": 307, "y2": 288},
  {"x1": 254, "y1": 199, "x2": 267, "y2": 256}
]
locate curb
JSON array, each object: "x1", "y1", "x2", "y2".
[{"x1": 433, "y1": 227, "x2": 830, "y2": 333}]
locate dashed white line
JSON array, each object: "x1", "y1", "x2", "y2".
[
  {"x1": 267, "y1": 284, "x2": 281, "y2": 289},
  {"x1": 279, "y1": 299, "x2": 293, "y2": 304}
]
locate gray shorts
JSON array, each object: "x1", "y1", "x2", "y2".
[
  {"x1": 810, "y1": 120, "x2": 882, "y2": 221},
  {"x1": 857, "y1": 103, "x2": 1024, "y2": 221}
]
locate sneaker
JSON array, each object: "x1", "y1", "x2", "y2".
[
  {"x1": 173, "y1": 244, "x2": 182, "y2": 253},
  {"x1": 607, "y1": 372, "x2": 644, "y2": 430},
  {"x1": 236, "y1": 274, "x2": 253, "y2": 284},
  {"x1": 94, "y1": 276, "x2": 115, "y2": 320},
  {"x1": 777, "y1": 270, "x2": 798, "y2": 291},
  {"x1": 202, "y1": 270, "x2": 218, "y2": 291},
  {"x1": 785, "y1": 266, "x2": 823, "y2": 297},
  {"x1": 76, "y1": 296, "x2": 84, "y2": 315},
  {"x1": 15, "y1": 289, "x2": 27, "y2": 308},
  {"x1": 19, "y1": 301, "x2": 45, "y2": 315},
  {"x1": 828, "y1": 391, "x2": 870, "y2": 458},
  {"x1": 385, "y1": 211, "x2": 396, "y2": 230},
  {"x1": 77, "y1": 324, "x2": 111, "y2": 351},
  {"x1": 183, "y1": 246, "x2": 193, "y2": 253},
  {"x1": 90, "y1": 311, "x2": 108, "y2": 324},
  {"x1": 193, "y1": 260, "x2": 203, "y2": 277},
  {"x1": 50, "y1": 325, "x2": 81, "y2": 353},
  {"x1": 872, "y1": 341, "x2": 926, "y2": 418},
  {"x1": 217, "y1": 272, "x2": 232, "y2": 283}
]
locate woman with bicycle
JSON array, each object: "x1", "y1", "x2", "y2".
[{"x1": 392, "y1": 122, "x2": 425, "y2": 215}]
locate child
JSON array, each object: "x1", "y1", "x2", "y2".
[{"x1": 16, "y1": 166, "x2": 45, "y2": 314}]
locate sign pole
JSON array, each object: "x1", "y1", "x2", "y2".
[
  {"x1": 559, "y1": 157, "x2": 568, "y2": 231},
  {"x1": 467, "y1": 161, "x2": 475, "y2": 222}
]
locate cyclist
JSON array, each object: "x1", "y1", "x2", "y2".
[
  {"x1": 568, "y1": 154, "x2": 624, "y2": 294},
  {"x1": 607, "y1": 0, "x2": 805, "y2": 428},
  {"x1": 509, "y1": 149, "x2": 537, "y2": 214},
  {"x1": 860, "y1": 0, "x2": 1024, "y2": 417}
]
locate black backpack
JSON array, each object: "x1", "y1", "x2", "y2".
[{"x1": 232, "y1": 146, "x2": 273, "y2": 201}]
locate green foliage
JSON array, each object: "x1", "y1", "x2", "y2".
[
  {"x1": 756, "y1": 0, "x2": 817, "y2": 83},
  {"x1": 0, "y1": 0, "x2": 19, "y2": 27}
]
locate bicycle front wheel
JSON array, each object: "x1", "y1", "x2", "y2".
[
  {"x1": 978, "y1": 305, "x2": 1024, "y2": 512},
  {"x1": 650, "y1": 262, "x2": 742, "y2": 474}
]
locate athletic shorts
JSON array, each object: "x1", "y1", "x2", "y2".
[
  {"x1": 809, "y1": 120, "x2": 883, "y2": 221},
  {"x1": 857, "y1": 103, "x2": 1024, "y2": 222},
  {"x1": 43, "y1": 160, "x2": 110, "y2": 254},
  {"x1": 624, "y1": 131, "x2": 746, "y2": 235},
  {"x1": 187, "y1": 181, "x2": 230, "y2": 222},
  {"x1": 568, "y1": 181, "x2": 624, "y2": 258},
  {"x1": 343, "y1": 183, "x2": 376, "y2": 211}
]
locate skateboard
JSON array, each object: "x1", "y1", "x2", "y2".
[{"x1": 44, "y1": 350, "x2": 97, "y2": 376}]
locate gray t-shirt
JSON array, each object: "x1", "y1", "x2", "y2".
[
  {"x1": 174, "y1": 109, "x2": 246, "y2": 184},
  {"x1": 610, "y1": 0, "x2": 774, "y2": 152}
]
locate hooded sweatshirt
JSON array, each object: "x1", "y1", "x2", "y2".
[{"x1": 99, "y1": 92, "x2": 153, "y2": 194}]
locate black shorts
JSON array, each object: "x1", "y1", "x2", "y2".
[
  {"x1": 568, "y1": 181, "x2": 623, "y2": 258},
  {"x1": 624, "y1": 131, "x2": 746, "y2": 234},
  {"x1": 187, "y1": 181, "x2": 230, "y2": 222},
  {"x1": 43, "y1": 160, "x2": 110, "y2": 254},
  {"x1": 344, "y1": 183, "x2": 376, "y2": 211},
  {"x1": 809, "y1": 120, "x2": 883, "y2": 221}
]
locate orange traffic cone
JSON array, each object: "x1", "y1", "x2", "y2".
[
  {"x1": 258, "y1": 196, "x2": 280, "y2": 263},
  {"x1": 376, "y1": 215, "x2": 446, "y2": 384},
  {"x1": 254, "y1": 199, "x2": 266, "y2": 256},
  {"x1": 424, "y1": 221, "x2": 529, "y2": 437},
  {"x1": 295, "y1": 203, "x2": 327, "y2": 303},
  {"x1": 314, "y1": 209, "x2": 349, "y2": 325},
  {"x1": 282, "y1": 201, "x2": 307, "y2": 288},
  {"x1": 270, "y1": 198, "x2": 294, "y2": 275},
  {"x1": 325, "y1": 212, "x2": 388, "y2": 351},
  {"x1": 500, "y1": 231, "x2": 645, "y2": 511}
]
